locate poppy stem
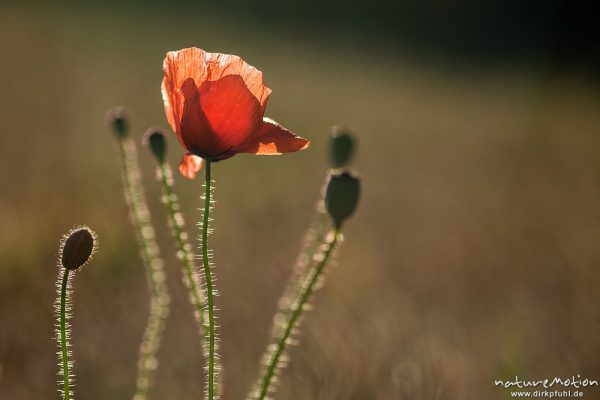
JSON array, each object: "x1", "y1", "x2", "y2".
[
  {"x1": 201, "y1": 160, "x2": 219, "y2": 400},
  {"x1": 157, "y1": 161, "x2": 207, "y2": 339},
  {"x1": 281, "y1": 203, "x2": 330, "y2": 306},
  {"x1": 249, "y1": 201, "x2": 329, "y2": 397},
  {"x1": 55, "y1": 226, "x2": 97, "y2": 400},
  {"x1": 116, "y1": 137, "x2": 170, "y2": 400},
  {"x1": 57, "y1": 269, "x2": 72, "y2": 400},
  {"x1": 253, "y1": 227, "x2": 341, "y2": 400}
]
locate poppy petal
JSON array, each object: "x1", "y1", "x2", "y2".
[
  {"x1": 162, "y1": 48, "x2": 271, "y2": 134},
  {"x1": 178, "y1": 152, "x2": 204, "y2": 179},
  {"x1": 179, "y1": 78, "x2": 220, "y2": 156},
  {"x1": 199, "y1": 50, "x2": 271, "y2": 110},
  {"x1": 198, "y1": 75, "x2": 263, "y2": 150},
  {"x1": 237, "y1": 118, "x2": 310, "y2": 155}
]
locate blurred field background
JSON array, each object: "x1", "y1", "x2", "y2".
[{"x1": 1, "y1": 1, "x2": 600, "y2": 399}]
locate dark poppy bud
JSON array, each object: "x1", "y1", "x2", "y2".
[
  {"x1": 105, "y1": 106, "x2": 129, "y2": 138},
  {"x1": 325, "y1": 170, "x2": 361, "y2": 228},
  {"x1": 143, "y1": 127, "x2": 168, "y2": 162},
  {"x1": 329, "y1": 127, "x2": 355, "y2": 168},
  {"x1": 60, "y1": 227, "x2": 98, "y2": 271}
]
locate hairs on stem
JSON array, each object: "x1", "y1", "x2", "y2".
[
  {"x1": 156, "y1": 161, "x2": 208, "y2": 344},
  {"x1": 55, "y1": 269, "x2": 74, "y2": 400},
  {"x1": 248, "y1": 227, "x2": 342, "y2": 400},
  {"x1": 55, "y1": 226, "x2": 98, "y2": 400},
  {"x1": 199, "y1": 161, "x2": 222, "y2": 400},
  {"x1": 275, "y1": 201, "x2": 330, "y2": 321},
  {"x1": 117, "y1": 137, "x2": 170, "y2": 400}
]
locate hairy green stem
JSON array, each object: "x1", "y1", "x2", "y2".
[
  {"x1": 117, "y1": 137, "x2": 169, "y2": 400},
  {"x1": 201, "y1": 161, "x2": 219, "y2": 400},
  {"x1": 253, "y1": 228, "x2": 340, "y2": 400},
  {"x1": 58, "y1": 269, "x2": 71, "y2": 400},
  {"x1": 278, "y1": 203, "x2": 330, "y2": 314},
  {"x1": 157, "y1": 162, "x2": 207, "y2": 338}
]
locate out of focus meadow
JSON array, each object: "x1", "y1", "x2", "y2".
[{"x1": 2, "y1": 1, "x2": 600, "y2": 399}]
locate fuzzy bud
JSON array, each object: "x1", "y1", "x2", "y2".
[
  {"x1": 325, "y1": 170, "x2": 361, "y2": 228},
  {"x1": 60, "y1": 227, "x2": 98, "y2": 271},
  {"x1": 105, "y1": 106, "x2": 129, "y2": 138},
  {"x1": 143, "y1": 127, "x2": 168, "y2": 162},
  {"x1": 329, "y1": 127, "x2": 356, "y2": 168}
]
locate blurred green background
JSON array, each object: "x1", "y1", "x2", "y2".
[{"x1": 1, "y1": 1, "x2": 600, "y2": 399}]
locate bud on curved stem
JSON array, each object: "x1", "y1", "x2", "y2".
[{"x1": 55, "y1": 226, "x2": 98, "y2": 400}]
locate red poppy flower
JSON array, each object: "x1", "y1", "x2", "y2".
[{"x1": 162, "y1": 47, "x2": 310, "y2": 179}]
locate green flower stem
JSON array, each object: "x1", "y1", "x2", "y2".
[
  {"x1": 117, "y1": 137, "x2": 169, "y2": 400},
  {"x1": 58, "y1": 269, "x2": 71, "y2": 400},
  {"x1": 247, "y1": 202, "x2": 329, "y2": 400},
  {"x1": 201, "y1": 160, "x2": 219, "y2": 400},
  {"x1": 254, "y1": 228, "x2": 340, "y2": 400},
  {"x1": 280, "y1": 203, "x2": 329, "y2": 310},
  {"x1": 157, "y1": 161, "x2": 207, "y2": 337}
]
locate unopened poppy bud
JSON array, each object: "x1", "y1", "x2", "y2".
[
  {"x1": 329, "y1": 127, "x2": 355, "y2": 168},
  {"x1": 325, "y1": 170, "x2": 361, "y2": 228},
  {"x1": 60, "y1": 227, "x2": 98, "y2": 271},
  {"x1": 105, "y1": 106, "x2": 129, "y2": 138},
  {"x1": 143, "y1": 127, "x2": 168, "y2": 162}
]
